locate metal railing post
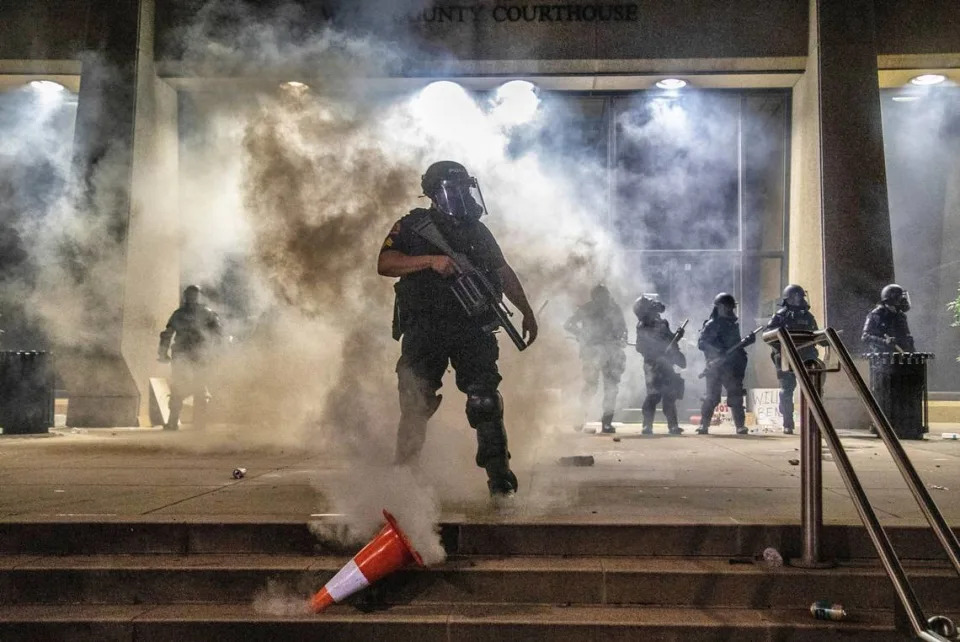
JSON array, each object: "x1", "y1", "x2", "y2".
[
  {"x1": 770, "y1": 328, "x2": 948, "y2": 641},
  {"x1": 793, "y1": 359, "x2": 833, "y2": 568},
  {"x1": 824, "y1": 328, "x2": 960, "y2": 577}
]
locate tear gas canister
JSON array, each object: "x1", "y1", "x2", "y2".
[{"x1": 810, "y1": 600, "x2": 847, "y2": 621}]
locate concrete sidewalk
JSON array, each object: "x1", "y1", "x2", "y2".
[{"x1": 0, "y1": 421, "x2": 957, "y2": 526}]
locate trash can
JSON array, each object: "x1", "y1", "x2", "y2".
[
  {"x1": 864, "y1": 352, "x2": 933, "y2": 440},
  {"x1": 0, "y1": 351, "x2": 54, "y2": 435}
]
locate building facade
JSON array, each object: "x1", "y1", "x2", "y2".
[{"x1": 1, "y1": 0, "x2": 958, "y2": 425}]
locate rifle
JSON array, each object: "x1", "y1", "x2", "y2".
[
  {"x1": 411, "y1": 216, "x2": 527, "y2": 351},
  {"x1": 882, "y1": 334, "x2": 906, "y2": 354},
  {"x1": 698, "y1": 325, "x2": 764, "y2": 379},
  {"x1": 664, "y1": 319, "x2": 689, "y2": 355}
]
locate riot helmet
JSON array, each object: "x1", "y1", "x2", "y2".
[
  {"x1": 183, "y1": 285, "x2": 201, "y2": 306},
  {"x1": 421, "y1": 161, "x2": 487, "y2": 220},
  {"x1": 713, "y1": 292, "x2": 737, "y2": 308},
  {"x1": 712, "y1": 292, "x2": 737, "y2": 319},
  {"x1": 633, "y1": 294, "x2": 665, "y2": 320},
  {"x1": 591, "y1": 284, "x2": 611, "y2": 302},
  {"x1": 781, "y1": 284, "x2": 808, "y2": 309},
  {"x1": 880, "y1": 284, "x2": 911, "y2": 312}
]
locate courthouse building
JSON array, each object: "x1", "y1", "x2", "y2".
[{"x1": 0, "y1": 0, "x2": 958, "y2": 425}]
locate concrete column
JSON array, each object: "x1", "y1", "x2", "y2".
[
  {"x1": 788, "y1": 0, "x2": 825, "y2": 320},
  {"x1": 933, "y1": 151, "x2": 960, "y2": 389},
  {"x1": 816, "y1": 0, "x2": 895, "y2": 340},
  {"x1": 791, "y1": 0, "x2": 886, "y2": 429},
  {"x1": 61, "y1": 0, "x2": 142, "y2": 427},
  {"x1": 122, "y1": 0, "x2": 182, "y2": 426}
]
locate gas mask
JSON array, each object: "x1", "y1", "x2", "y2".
[{"x1": 432, "y1": 176, "x2": 488, "y2": 221}]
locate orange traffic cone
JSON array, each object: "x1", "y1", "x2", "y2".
[{"x1": 309, "y1": 509, "x2": 425, "y2": 613}]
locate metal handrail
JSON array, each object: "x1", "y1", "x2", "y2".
[
  {"x1": 824, "y1": 327, "x2": 960, "y2": 575},
  {"x1": 765, "y1": 327, "x2": 957, "y2": 641}
]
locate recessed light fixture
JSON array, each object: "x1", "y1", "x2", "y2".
[
  {"x1": 891, "y1": 95, "x2": 921, "y2": 102},
  {"x1": 491, "y1": 80, "x2": 540, "y2": 126},
  {"x1": 655, "y1": 78, "x2": 687, "y2": 90},
  {"x1": 280, "y1": 81, "x2": 309, "y2": 90},
  {"x1": 28, "y1": 80, "x2": 66, "y2": 93},
  {"x1": 909, "y1": 74, "x2": 946, "y2": 86}
]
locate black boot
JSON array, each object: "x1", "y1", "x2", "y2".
[
  {"x1": 641, "y1": 407, "x2": 654, "y2": 435},
  {"x1": 600, "y1": 412, "x2": 616, "y2": 434},
  {"x1": 732, "y1": 404, "x2": 748, "y2": 435},
  {"x1": 485, "y1": 457, "x2": 518, "y2": 507},
  {"x1": 664, "y1": 401, "x2": 682, "y2": 434},
  {"x1": 165, "y1": 396, "x2": 182, "y2": 431}
]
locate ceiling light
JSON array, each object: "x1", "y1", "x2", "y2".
[
  {"x1": 891, "y1": 95, "x2": 921, "y2": 102},
  {"x1": 909, "y1": 74, "x2": 946, "y2": 86},
  {"x1": 28, "y1": 80, "x2": 66, "y2": 93},
  {"x1": 491, "y1": 80, "x2": 540, "y2": 126},
  {"x1": 413, "y1": 81, "x2": 475, "y2": 128},
  {"x1": 655, "y1": 78, "x2": 687, "y2": 90}
]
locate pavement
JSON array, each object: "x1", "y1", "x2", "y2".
[{"x1": 1, "y1": 419, "x2": 958, "y2": 526}]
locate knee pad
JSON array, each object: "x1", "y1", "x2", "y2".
[{"x1": 466, "y1": 387, "x2": 503, "y2": 427}]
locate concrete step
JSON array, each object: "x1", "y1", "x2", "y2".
[
  {"x1": 0, "y1": 603, "x2": 906, "y2": 641},
  {"x1": 1, "y1": 520, "x2": 958, "y2": 560},
  {"x1": 1, "y1": 554, "x2": 957, "y2": 613}
]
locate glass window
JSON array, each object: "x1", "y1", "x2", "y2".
[{"x1": 613, "y1": 93, "x2": 741, "y2": 251}]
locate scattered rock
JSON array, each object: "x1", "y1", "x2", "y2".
[
  {"x1": 760, "y1": 547, "x2": 784, "y2": 567},
  {"x1": 788, "y1": 459, "x2": 800, "y2": 466}
]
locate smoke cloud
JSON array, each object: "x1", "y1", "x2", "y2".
[{"x1": 1, "y1": 0, "x2": 797, "y2": 579}]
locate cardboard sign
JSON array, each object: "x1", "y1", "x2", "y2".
[{"x1": 751, "y1": 388, "x2": 796, "y2": 427}]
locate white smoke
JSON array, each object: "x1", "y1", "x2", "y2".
[{"x1": 0, "y1": 0, "x2": 794, "y2": 576}]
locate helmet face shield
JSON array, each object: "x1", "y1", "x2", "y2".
[
  {"x1": 881, "y1": 284, "x2": 910, "y2": 312},
  {"x1": 433, "y1": 176, "x2": 487, "y2": 220},
  {"x1": 899, "y1": 290, "x2": 911, "y2": 312}
]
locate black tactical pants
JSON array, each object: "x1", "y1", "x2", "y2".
[
  {"x1": 642, "y1": 362, "x2": 682, "y2": 432},
  {"x1": 580, "y1": 343, "x2": 626, "y2": 425},
  {"x1": 700, "y1": 365, "x2": 747, "y2": 430},
  {"x1": 777, "y1": 370, "x2": 797, "y2": 430},
  {"x1": 168, "y1": 356, "x2": 209, "y2": 430},
  {"x1": 395, "y1": 321, "x2": 516, "y2": 494}
]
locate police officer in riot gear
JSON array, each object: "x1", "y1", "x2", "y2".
[
  {"x1": 861, "y1": 284, "x2": 915, "y2": 352},
  {"x1": 564, "y1": 285, "x2": 627, "y2": 434},
  {"x1": 634, "y1": 295, "x2": 686, "y2": 435},
  {"x1": 766, "y1": 284, "x2": 819, "y2": 435},
  {"x1": 696, "y1": 293, "x2": 755, "y2": 435},
  {"x1": 158, "y1": 285, "x2": 223, "y2": 430},
  {"x1": 378, "y1": 161, "x2": 538, "y2": 501}
]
